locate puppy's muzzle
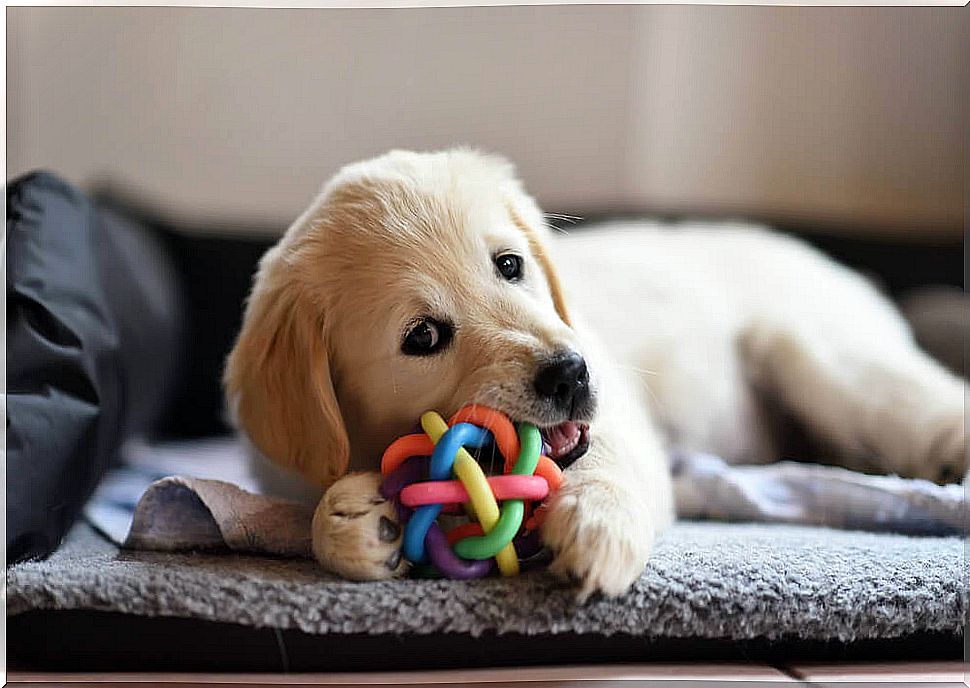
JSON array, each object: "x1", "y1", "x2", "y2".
[{"x1": 533, "y1": 350, "x2": 590, "y2": 417}]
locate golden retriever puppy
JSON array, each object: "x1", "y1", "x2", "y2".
[{"x1": 225, "y1": 148, "x2": 966, "y2": 598}]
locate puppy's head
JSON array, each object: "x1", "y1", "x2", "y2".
[{"x1": 225, "y1": 149, "x2": 595, "y2": 488}]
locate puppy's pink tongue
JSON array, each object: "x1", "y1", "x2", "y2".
[{"x1": 544, "y1": 421, "x2": 580, "y2": 457}]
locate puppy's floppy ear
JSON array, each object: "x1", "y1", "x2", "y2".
[
  {"x1": 507, "y1": 200, "x2": 572, "y2": 328},
  {"x1": 224, "y1": 247, "x2": 349, "y2": 489}
]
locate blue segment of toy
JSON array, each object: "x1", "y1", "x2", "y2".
[
  {"x1": 429, "y1": 423, "x2": 491, "y2": 479},
  {"x1": 401, "y1": 422, "x2": 493, "y2": 563}
]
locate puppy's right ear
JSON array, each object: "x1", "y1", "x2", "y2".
[{"x1": 224, "y1": 247, "x2": 349, "y2": 489}]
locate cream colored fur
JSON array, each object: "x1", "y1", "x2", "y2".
[{"x1": 226, "y1": 148, "x2": 967, "y2": 600}]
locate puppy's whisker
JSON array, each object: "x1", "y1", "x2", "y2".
[
  {"x1": 633, "y1": 374, "x2": 665, "y2": 416},
  {"x1": 471, "y1": 442, "x2": 491, "y2": 475},
  {"x1": 605, "y1": 362, "x2": 665, "y2": 414},
  {"x1": 610, "y1": 362, "x2": 658, "y2": 377},
  {"x1": 544, "y1": 212, "x2": 582, "y2": 224}
]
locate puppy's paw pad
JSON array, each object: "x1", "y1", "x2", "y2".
[{"x1": 312, "y1": 472, "x2": 407, "y2": 580}]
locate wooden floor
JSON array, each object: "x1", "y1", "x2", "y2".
[{"x1": 7, "y1": 662, "x2": 967, "y2": 686}]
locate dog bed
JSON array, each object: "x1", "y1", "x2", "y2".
[
  {"x1": 8, "y1": 512, "x2": 963, "y2": 671},
  {"x1": 8, "y1": 438, "x2": 965, "y2": 671}
]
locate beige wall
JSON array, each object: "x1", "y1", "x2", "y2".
[
  {"x1": 7, "y1": 6, "x2": 967, "y2": 236},
  {"x1": 627, "y1": 7, "x2": 968, "y2": 234},
  {"x1": 6, "y1": 6, "x2": 639, "y2": 226}
]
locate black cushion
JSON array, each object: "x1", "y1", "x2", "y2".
[{"x1": 6, "y1": 172, "x2": 184, "y2": 564}]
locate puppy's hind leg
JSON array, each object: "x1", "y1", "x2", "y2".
[{"x1": 739, "y1": 320, "x2": 966, "y2": 483}]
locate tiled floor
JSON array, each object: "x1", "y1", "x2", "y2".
[
  {"x1": 788, "y1": 661, "x2": 966, "y2": 684},
  {"x1": 7, "y1": 662, "x2": 967, "y2": 686}
]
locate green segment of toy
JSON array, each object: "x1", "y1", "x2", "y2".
[{"x1": 452, "y1": 423, "x2": 542, "y2": 560}]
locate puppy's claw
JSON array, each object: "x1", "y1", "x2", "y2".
[
  {"x1": 379, "y1": 516, "x2": 401, "y2": 542},
  {"x1": 384, "y1": 548, "x2": 402, "y2": 570}
]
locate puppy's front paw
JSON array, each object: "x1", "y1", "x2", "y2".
[
  {"x1": 924, "y1": 405, "x2": 967, "y2": 484},
  {"x1": 311, "y1": 472, "x2": 407, "y2": 580},
  {"x1": 541, "y1": 477, "x2": 655, "y2": 602},
  {"x1": 880, "y1": 382, "x2": 967, "y2": 484}
]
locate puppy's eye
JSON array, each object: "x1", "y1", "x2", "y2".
[
  {"x1": 402, "y1": 318, "x2": 453, "y2": 356},
  {"x1": 494, "y1": 253, "x2": 524, "y2": 281}
]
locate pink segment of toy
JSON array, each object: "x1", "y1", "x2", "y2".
[{"x1": 399, "y1": 475, "x2": 550, "y2": 509}]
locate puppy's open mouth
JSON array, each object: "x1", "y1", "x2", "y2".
[{"x1": 540, "y1": 421, "x2": 590, "y2": 469}]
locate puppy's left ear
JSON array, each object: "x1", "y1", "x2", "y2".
[{"x1": 506, "y1": 196, "x2": 572, "y2": 327}]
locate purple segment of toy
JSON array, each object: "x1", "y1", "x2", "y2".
[
  {"x1": 514, "y1": 529, "x2": 552, "y2": 571},
  {"x1": 380, "y1": 456, "x2": 430, "y2": 500},
  {"x1": 425, "y1": 524, "x2": 493, "y2": 579},
  {"x1": 392, "y1": 499, "x2": 411, "y2": 525},
  {"x1": 513, "y1": 528, "x2": 544, "y2": 559},
  {"x1": 381, "y1": 459, "x2": 423, "y2": 537}
]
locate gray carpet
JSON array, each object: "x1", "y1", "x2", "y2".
[{"x1": 8, "y1": 519, "x2": 963, "y2": 643}]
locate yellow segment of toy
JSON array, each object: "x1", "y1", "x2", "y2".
[{"x1": 420, "y1": 411, "x2": 520, "y2": 576}]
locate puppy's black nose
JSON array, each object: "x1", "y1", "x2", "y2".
[{"x1": 533, "y1": 351, "x2": 589, "y2": 412}]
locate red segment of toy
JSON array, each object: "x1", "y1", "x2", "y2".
[
  {"x1": 446, "y1": 522, "x2": 485, "y2": 546},
  {"x1": 524, "y1": 503, "x2": 549, "y2": 531},
  {"x1": 399, "y1": 474, "x2": 549, "y2": 508}
]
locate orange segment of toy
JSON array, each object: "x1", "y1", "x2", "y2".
[
  {"x1": 381, "y1": 433, "x2": 435, "y2": 476},
  {"x1": 535, "y1": 455, "x2": 563, "y2": 490},
  {"x1": 448, "y1": 405, "x2": 520, "y2": 466},
  {"x1": 524, "y1": 459, "x2": 561, "y2": 530}
]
